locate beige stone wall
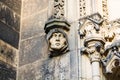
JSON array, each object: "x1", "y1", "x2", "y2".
[
  {"x1": 18, "y1": 0, "x2": 49, "y2": 79},
  {"x1": 18, "y1": 0, "x2": 80, "y2": 80},
  {"x1": 18, "y1": 0, "x2": 120, "y2": 79}
]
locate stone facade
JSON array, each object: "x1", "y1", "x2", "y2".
[
  {"x1": 0, "y1": 0, "x2": 120, "y2": 80},
  {"x1": 0, "y1": 0, "x2": 21, "y2": 80}
]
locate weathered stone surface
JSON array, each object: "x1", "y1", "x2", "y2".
[
  {"x1": 22, "y1": 0, "x2": 48, "y2": 18},
  {"x1": 0, "y1": 61, "x2": 16, "y2": 80},
  {"x1": 2, "y1": 0, "x2": 120, "y2": 80},
  {"x1": 0, "y1": 0, "x2": 21, "y2": 14},
  {"x1": 0, "y1": 2, "x2": 20, "y2": 32},
  {"x1": 0, "y1": 40, "x2": 17, "y2": 67},
  {"x1": 19, "y1": 35, "x2": 48, "y2": 66},
  {"x1": 18, "y1": 52, "x2": 70, "y2": 80},
  {"x1": 18, "y1": 59, "x2": 53, "y2": 80},
  {"x1": 70, "y1": 50, "x2": 79, "y2": 80},
  {"x1": 0, "y1": 21, "x2": 19, "y2": 48},
  {"x1": 52, "y1": 53, "x2": 70, "y2": 80},
  {"x1": 44, "y1": 18, "x2": 70, "y2": 57},
  {"x1": 21, "y1": 11, "x2": 47, "y2": 39}
]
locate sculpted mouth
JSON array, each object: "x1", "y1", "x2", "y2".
[{"x1": 55, "y1": 43, "x2": 60, "y2": 46}]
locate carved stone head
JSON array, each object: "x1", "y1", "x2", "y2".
[
  {"x1": 49, "y1": 31, "x2": 67, "y2": 50},
  {"x1": 44, "y1": 18, "x2": 70, "y2": 57}
]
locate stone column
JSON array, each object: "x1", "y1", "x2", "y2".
[
  {"x1": 84, "y1": 41, "x2": 104, "y2": 80},
  {"x1": 79, "y1": 13, "x2": 105, "y2": 80}
]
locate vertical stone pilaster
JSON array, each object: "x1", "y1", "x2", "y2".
[{"x1": 102, "y1": 0, "x2": 109, "y2": 21}]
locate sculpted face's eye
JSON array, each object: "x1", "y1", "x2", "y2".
[
  {"x1": 59, "y1": 34, "x2": 61, "y2": 37},
  {"x1": 59, "y1": 33, "x2": 65, "y2": 37},
  {"x1": 53, "y1": 33, "x2": 57, "y2": 37}
]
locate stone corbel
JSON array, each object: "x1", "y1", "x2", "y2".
[{"x1": 44, "y1": 18, "x2": 70, "y2": 57}]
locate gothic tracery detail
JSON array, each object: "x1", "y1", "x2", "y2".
[
  {"x1": 53, "y1": 0, "x2": 65, "y2": 19},
  {"x1": 102, "y1": 0, "x2": 109, "y2": 21},
  {"x1": 79, "y1": 0, "x2": 86, "y2": 17}
]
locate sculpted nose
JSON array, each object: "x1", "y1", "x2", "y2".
[{"x1": 56, "y1": 36, "x2": 60, "y2": 41}]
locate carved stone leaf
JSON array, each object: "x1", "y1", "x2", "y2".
[{"x1": 54, "y1": 0, "x2": 64, "y2": 19}]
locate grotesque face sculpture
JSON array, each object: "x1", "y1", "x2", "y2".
[{"x1": 49, "y1": 32, "x2": 67, "y2": 50}]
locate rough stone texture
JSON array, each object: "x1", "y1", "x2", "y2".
[
  {"x1": 18, "y1": 52, "x2": 70, "y2": 80},
  {"x1": 0, "y1": 0, "x2": 21, "y2": 14},
  {"x1": 0, "y1": 1, "x2": 21, "y2": 48},
  {"x1": 0, "y1": 40, "x2": 18, "y2": 67},
  {"x1": 18, "y1": 60, "x2": 44, "y2": 80},
  {"x1": 21, "y1": 11, "x2": 47, "y2": 39},
  {"x1": 0, "y1": 61, "x2": 16, "y2": 80},
  {"x1": 19, "y1": 35, "x2": 48, "y2": 66},
  {"x1": 22, "y1": 0, "x2": 48, "y2": 18},
  {"x1": 0, "y1": 21, "x2": 19, "y2": 48},
  {"x1": 0, "y1": 2, "x2": 20, "y2": 32},
  {"x1": 0, "y1": 0, "x2": 21, "y2": 79},
  {"x1": 19, "y1": 0, "x2": 120, "y2": 80},
  {"x1": 1, "y1": 0, "x2": 120, "y2": 80},
  {"x1": 0, "y1": 40, "x2": 17, "y2": 80},
  {"x1": 18, "y1": 0, "x2": 50, "y2": 79},
  {"x1": 18, "y1": 0, "x2": 80, "y2": 80}
]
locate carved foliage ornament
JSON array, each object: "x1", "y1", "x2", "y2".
[
  {"x1": 102, "y1": 20, "x2": 120, "y2": 74},
  {"x1": 79, "y1": 0, "x2": 86, "y2": 17},
  {"x1": 79, "y1": 13, "x2": 105, "y2": 62},
  {"x1": 102, "y1": 0, "x2": 108, "y2": 20},
  {"x1": 53, "y1": 0, "x2": 64, "y2": 19},
  {"x1": 44, "y1": 18, "x2": 70, "y2": 57}
]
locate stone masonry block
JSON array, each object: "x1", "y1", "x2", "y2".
[
  {"x1": 22, "y1": 0, "x2": 48, "y2": 18},
  {"x1": 19, "y1": 35, "x2": 48, "y2": 66},
  {"x1": 21, "y1": 11, "x2": 47, "y2": 39}
]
